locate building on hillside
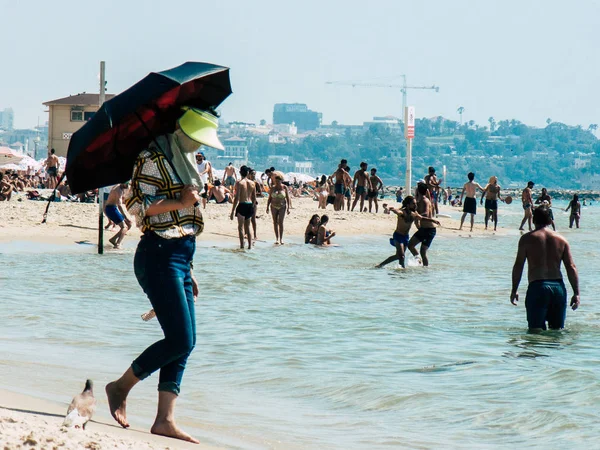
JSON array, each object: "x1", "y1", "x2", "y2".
[
  {"x1": 273, "y1": 103, "x2": 322, "y2": 132},
  {"x1": 43, "y1": 93, "x2": 115, "y2": 157},
  {"x1": 0, "y1": 108, "x2": 14, "y2": 130},
  {"x1": 267, "y1": 155, "x2": 295, "y2": 173},
  {"x1": 362, "y1": 116, "x2": 402, "y2": 133},
  {"x1": 294, "y1": 160, "x2": 314, "y2": 174},
  {"x1": 211, "y1": 136, "x2": 249, "y2": 170},
  {"x1": 273, "y1": 123, "x2": 297, "y2": 135}
]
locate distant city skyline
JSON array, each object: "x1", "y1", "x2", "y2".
[{"x1": 2, "y1": 0, "x2": 599, "y2": 130}]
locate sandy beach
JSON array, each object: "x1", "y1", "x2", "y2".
[
  {"x1": 0, "y1": 194, "x2": 500, "y2": 246},
  {"x1": 0, "y1": 389, "x2": 221, "y2": 450}
]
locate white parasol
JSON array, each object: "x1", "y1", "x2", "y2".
[{"x1": 0, "y1": 147, "x2": 24, "y2": 166}]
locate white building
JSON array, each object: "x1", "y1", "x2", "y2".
[
  {"x1": 212, "y1": 137, "x2": 249, "y2": 169},
  {"x1": 294, "y1": 161, "x2": 313, "y2": 174}
]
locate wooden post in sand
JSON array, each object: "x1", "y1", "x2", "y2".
[{"x1": 98, "y1": 61, "x2": 106, "y2": 255}]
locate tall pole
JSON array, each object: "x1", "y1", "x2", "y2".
[
  {"x1": 404, "y1": 106, "x2": 415, "y2": 196},
  {"x1": 98, "y1": 61, "x2": 106, "y2": 255}
]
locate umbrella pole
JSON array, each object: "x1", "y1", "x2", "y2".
[{"x1": 98, "y1": 187, "x2": 104, "y2": 254}]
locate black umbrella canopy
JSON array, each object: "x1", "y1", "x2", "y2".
[{"x1": 65, "y1": 62, "x2": 232, "y2": 194}]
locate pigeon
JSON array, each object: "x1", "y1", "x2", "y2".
[{"x1": 63, "y1": 379, "x2": 96, "y2": 429}]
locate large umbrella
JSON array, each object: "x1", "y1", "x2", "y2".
[
  {"x1": 65, "y1": 62, "x2": 232, "y2": 194},
  {"x1": 0, "y1": 147, "x2": 24, "y2": 166}
]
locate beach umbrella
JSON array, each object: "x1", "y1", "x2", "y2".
[
  {"x1": 65, "y1": 62, "x2": 232, "y2": 194},
  {"x1": 0, "y1": 147, "x2": 24, "y2": 166}
]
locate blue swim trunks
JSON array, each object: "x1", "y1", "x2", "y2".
[
  {"x1": 525, "y1": 279, "x2": 567, "y2": 330},
  {"x1": 389, "y1": 231, "x2": 409, "y2": 247},
  {"x1": 356, "y1": 186, "x2": 366, "y2": 196},
  {"x1": 105, "y1": 204, "x2": 124, "y2": 224},
  {"x1": 334, "y1": 183, "x2": 344, "y2": 195}
]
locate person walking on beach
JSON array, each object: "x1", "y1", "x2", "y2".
[
  {"x1": 368, "y1": 168, "x2": 384, "y2": 213},
  {"x1": 223, "y1": 162, "x2": 237, "y2": 192},
  {"x1": 480, "y1": 176, "x2": 502, "y2": 231},
  {"x1": 45, "y1": 148, "x2": 60, "y2": 189},
  {"x1": 248, "y1": 168, "x2": 260, "y2": 240},
  {"x1": 535, "y1": 187, "x2": 555, "y2": 231},
  {"x1": 195, "y1": 152, "x2": 213, "y2": 185},
  {"x1": 377, "y1": 195, "x2": 440, "y2": 268},
  {"x1": 407, "y1": 183, "x2": 438, "y2": 266},
  {"x1": 519, "y1": 181, "x2": 535, "y2": 231},
  {"x1": 458, "y1": 172, "x2": 484, "y2": 232},
  {"x1": 351, "y1": 162, "x2": 372, "y2": 212},
  {"x1": 266, "y1": 171, "x2": 291, "y2": 245},
  {"x1": 230, "y1": 165, "x2": 257, "y2": 249},
  {"x1": 565, "y1": 194, "x2": 581, "y2": 228},
  {"x1": 106, "y1": 107, "x2": 222, "y2": 444},
  {"x1": 104, "y1": 183, "x2": 132, "y2": 249},
  {"x1": 510, "y1": 207, "x2": 580, "y2": 331}
]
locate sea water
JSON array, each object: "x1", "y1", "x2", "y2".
[{"x1": 1, "y1": 201, "x2": 599, "y2": 449}]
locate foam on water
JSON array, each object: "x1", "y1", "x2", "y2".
[{"x1": 1, "y1": 200, "x2": 599, "y2": 449}]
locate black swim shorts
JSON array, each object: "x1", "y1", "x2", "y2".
[
  {"x1": 484, "y1": 199, "x2": 498, "y2": 210},
  {"x1": 525, "y1": 279, "x2": 567, "y2": 330},
  {"x1": 413, "y1": 227, "x2": 436, "y2": 248},
  {"x1": 236, "y1": 202, "x2": 255, "y2": 220},
  {"x1": 463, "y1": 197, "x2": 477, "y2": 215},
  {"x1": 368, "y1": 190, "x2": 378, "y2": 199}
]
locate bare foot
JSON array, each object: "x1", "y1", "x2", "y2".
[
  {"x1": 109, "y1": 236, "x2": 118, "y2": 246},
  {"x1": 280, "y1": 241, "x2": 285, "y2": 245},
  {"x1": 106, "y1": 382, "x2": 129, "y2": 428},
  {"x1": 151, "y1": 420, "x2": 200, "y2": 444}
]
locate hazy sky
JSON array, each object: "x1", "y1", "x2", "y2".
[{"x1": 2, "y1": 0, "x2": 599, "y2": 129}]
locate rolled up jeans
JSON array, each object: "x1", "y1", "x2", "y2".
[{"x1": 131, "y1": 231, "x2": 196, "y2": 395}]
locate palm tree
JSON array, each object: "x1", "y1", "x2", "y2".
[
  {"x1": 546, "y1": 118, "x2": 552, "y2": 126},
  {"x1": 488, "y1": 116, "x2": 496, "y2": 133},
  {"x1": 457, "y1": 106, "x2": 465, "y2": 125},
  {"x1": 588, "y1": 124, "x2": 598, "y2": 135}
]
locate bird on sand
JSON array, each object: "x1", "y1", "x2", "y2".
[{"x1": 62, "y1": 379, "x2": 96, "y2": 429}]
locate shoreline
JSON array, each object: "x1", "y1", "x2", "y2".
[
  {"x1": 0, "y1": 388, "x2": 222, "y2": 450},
  {"x1": 0, "y1": 196, "x2": 508, "y2": 246}
]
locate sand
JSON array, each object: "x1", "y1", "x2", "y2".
[
  {"x1": 0, "y1": 194, "x2": 500, "y2": 246},
  {"x1": 0, "y1": 389, "x2": 221, "y2": 450}
]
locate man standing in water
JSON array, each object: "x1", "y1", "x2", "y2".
[
  {"x1": 45, "y1": 148, "x2": 60, "y2": 189},
  {"x1": 458, "y1": 172, "x2": 485, "y2": 232},
  {"x1": 519, "y1": 181, "x2": 535, "y2": 231},
  {"x1": 407, "y1": 183, "x2": 438, "y2": 266},
  {"x1": 511, "y1": 207, "x2": 580, "y2": 331},
  {"x1": 104, "y1": 183, "x2": 132, "y2": 249},
  {"x1": 535, "y1": 187, "x2": 555, "y2": 231},
  {"x1": 230, "y1": 165, "x2": 256, "y2": 249},
  {"x1": 480, "y1": 176, "x2": 502, "y2": 231},
  {"x1": 351, "y1": 162, "x2": 372, "y2": 212}
]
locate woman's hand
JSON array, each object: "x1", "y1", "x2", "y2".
[
  {"x1": 180, "y1": 185, "x2": 200, "y2": 208},
  {"x1": 191, "y1": 273, "x2": 199, "y2": 300}
]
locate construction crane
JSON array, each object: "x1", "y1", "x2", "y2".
[{"x1": 325, "y1": 75, "x2": 439, "y2": 131}]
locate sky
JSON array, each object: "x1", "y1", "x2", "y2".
[{"x1": 2, "y1": 0, "x2": 599, "y2": 129}]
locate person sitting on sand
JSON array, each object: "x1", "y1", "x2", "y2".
[
  {"x1": 266, "y1": 171, "x2": 291, "y2": 245},
  {"x1": 565, "y1": 194, "x2": 581, "y2": 229},
  {"x1": 0, "y1": 173, "x2": 14, "y2": 201},
  {"x1": 316, "y1": 214, "x2": 336, "y2": 246},
  {"x1": 305, "y1": 214, "x2": 320, "y2": 244},
  {"x1": 209, "y1": 179, "x2": 232, "y2": 204},
  {"x1": 377, "y1": 195, "x2": 440, "y2": 268},
  {"x1": 511, "y1": 207, "x2": 579, "y2": 331},
  {"x1": 104, "y1": 183, "x2": 132, "y2": 249}
]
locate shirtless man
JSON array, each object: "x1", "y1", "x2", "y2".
[
  {"x1": 535, "y1": 187, "x2": 555, "y2": 231},
  {"x1": 248, "y1": 169, "x2": 260, "y2": 240},
  {"x1": 0, "y1": 173, "x2": 14, "y2": 201},
  {"x1": 519, "y1": 181, "x2": 535, "y2": 231},
  {"x1": 45, "y1": 148, "x2": 60, "y2": 189},
  {"x1": 424, "y1": 167, "x2": 442, "y2": 216},
  {"x1": 458, "y1": 172, "x2": 485, "y2": 232},
  {"x1": 511, "y1": 207, "x2": 580, "y2": 331},
  {"x1": 377, "y1": 195, "x2": 440, "y2": 268},
  {"x1": 104, "y1": 183, "x2": 132, "y2": 249},
  {"x1": 368, "y1": 168, "x2": 384, "y2": 213},
  {"x1": 480, "y1": 176, "x2": 503, "y2": 231},
  {"x1": 332, "y1": 159, "x2": 350, "y2": 211},
  {"x1": 230, "y1": 165, "x2": 257, "y2": 249},
  {"x1": 223, "y1": 163, "x2": 237, "y2": 193},
  {"x1": 351, "y1": 162, "x2": 372, "y2": 212},
  {"x1": 407, "y1": 183, "x2": 438, "y2": 267},
  {"x1": 209, "y1": 180, "x2": 232, "y2": 204}
]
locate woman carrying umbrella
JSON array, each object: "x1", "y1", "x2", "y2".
[
  {"x1": 105, "y1": 107, "x2": 224, "y2": 444},
  {"x1": 266, "y1": 171, "x2": 291, "y2": 245}
]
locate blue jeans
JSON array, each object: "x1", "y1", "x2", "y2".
[{"x1": 131, "y1": 232, "x2": 196, "y2": 395}]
